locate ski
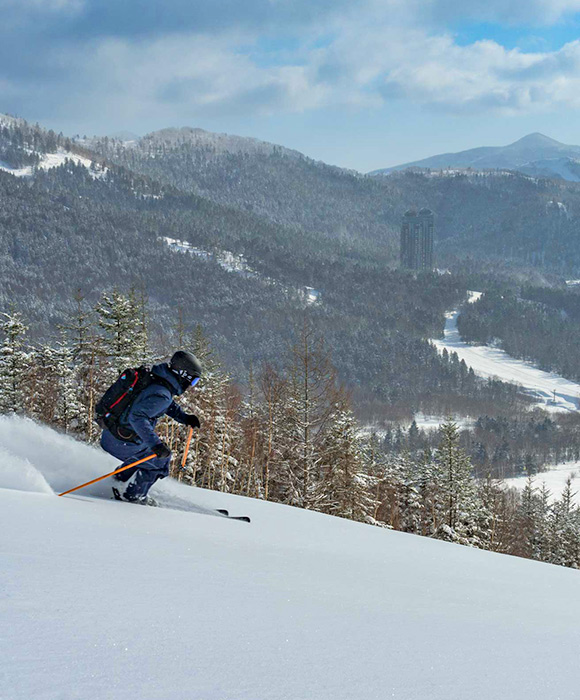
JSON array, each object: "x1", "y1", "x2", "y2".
[
  {"x1": 216, "y1": 508, "x2": 250, "y2": 522},
  {"x1": 224, "y1": 514, "x2": 251, "y2": 523},
  {"x1": 112, "y1": 488, "x2": 250, "y2": 522}
]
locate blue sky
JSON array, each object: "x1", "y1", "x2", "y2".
[{"x1": 2, "y1": 0, "x2": 580, "y2": 171}]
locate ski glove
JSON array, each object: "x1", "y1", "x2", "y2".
[
  {"x1": 152, "y1": 442, "x2": 171, "y2": 459},
  {"x1": 183, "y1": 414, "x2": 201, "y2": 429}
]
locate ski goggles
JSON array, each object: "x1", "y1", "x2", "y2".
[{"x1": 190, "y1": 376, "x2": 201, "y2": 387}]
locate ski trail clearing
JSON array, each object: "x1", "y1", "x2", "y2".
[{"x1": 432, "y1": 292, "x2": 580, "y2": 412}]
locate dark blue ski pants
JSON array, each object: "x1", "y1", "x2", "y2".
[{"x1": 100, "y1": 430, "x2": 171, "y2": 499}]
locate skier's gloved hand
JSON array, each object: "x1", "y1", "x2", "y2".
[
  {"x1": 152, "y1": 442, "x2": 171, "y2": 459},
  {"x1": 183, "y1": 414, "x2": 201, "y2": 429}
]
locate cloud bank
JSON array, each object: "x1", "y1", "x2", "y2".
[{"x1": 2, "y1": 0, "x2": 580, "y2": 132}]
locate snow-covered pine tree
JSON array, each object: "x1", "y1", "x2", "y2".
[
  {"x1": 414, "y1": 451, "x2": 445, "y2": 537},
  {"x1": 378, "y1": 450, "x2": 443, "y2": 536},
  {"x1": 396, "y1": 453, "x2": 424, "y2": 534},
  {"x1": 178, "y1": 327, "x2": 241, "y2": 493},
  {"x1": 96, "y1": 289, "x2": 149, "y2": 375},
  {"x1": 407, "y1": 420, "x2": 420, "y2": 452},
  {"x1": 0, "y1": 311, "x2": 29, "y2": 415},
  {"x1": 129, "y1": 287, "x2": 149, "y2": 361},
  {"x1": 316, "y1": 405, "x2": 376, "y2": 522},
  {"x1": 433, "y1": 420, "x2": 490, "y2": 547},
  {"x1": 284, "y1": 322, "x2": 340, "y2": 509},
  {"x1": 28, "y1": 344, "x2": 59, "y2": 423},
  {"x1": 27, "y1": 338, "x2": 83, "y2": 433},
  {"x1": 61, "y1": 291, "x2": 104, "y2": 441},
  {"x1": 513, "y1": 476, "x2": 550, "y2": 560},
  {"x1": 479, "y1": 473, "x2": 517, "y2": 554},
  {"x1": 52, "y1": 336, "x2": 84, "y2": 433},
  {"x1": 547, "y1": 477, "x2": 580, "y2": 568},
  {"x1": 359, "y1": 431, "x2": 390, "y2": 526}
]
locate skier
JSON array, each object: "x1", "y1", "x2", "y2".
[{"x1": 100, "y1": 351, "x2": 202, "y2": 504}]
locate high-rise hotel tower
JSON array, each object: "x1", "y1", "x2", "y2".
[{"x1": 400, "y1": 208, "x2": 434, "y2": 271}]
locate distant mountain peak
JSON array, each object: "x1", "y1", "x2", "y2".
[
  {"x1": 371, "y1": 132, "x2": 580, "y2": 181},
  {"x1": 514, "y1": 132, "x2": 556, "y2": 143},
  {"x1": 508, "y1": 132, "x2": 566, "y2": 149}
]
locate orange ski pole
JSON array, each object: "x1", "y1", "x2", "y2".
[
  {"x1": 181, "y1": 426, "x2": 194, "y2": 470},
  {"x1": 58, "y1": 454, "x2": 157, "y2": 497}
]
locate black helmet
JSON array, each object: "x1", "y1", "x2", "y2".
[{"x1": 169, "y1": 350, "x2": 202, "y2": 387}]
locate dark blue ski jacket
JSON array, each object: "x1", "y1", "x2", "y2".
[{"x1": 119, "y1": 362, "x2": 189, "y2": 449}]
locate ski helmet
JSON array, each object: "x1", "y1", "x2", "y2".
[{"x1": 169, "y1": 350, "x2": 202, "y2": 388}]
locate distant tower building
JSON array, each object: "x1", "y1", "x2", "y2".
[{"x1": 400, "y1": 208, "x2": 434, "y2": 271}]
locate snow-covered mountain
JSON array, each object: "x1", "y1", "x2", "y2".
[
  {"x1": 0, "y1": 147, "x2": 106, "y2": 179},
  {"x1": 3, "y1": 414, "x2": 580, "y2": 700},
  {"x1": 372, "y1": 133, "x2": 580, "y2": 181},
  {"x1": 0, "y1": 112, "x2": 106, "y2": 178},
  {"x1": 87, "y1": 125, "x2": 304, "y2": 159}
]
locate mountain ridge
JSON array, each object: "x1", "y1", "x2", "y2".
[{"x1": 371, "y1": 133, "x2": 580, "y2": 181}]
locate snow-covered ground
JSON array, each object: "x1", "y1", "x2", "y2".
[
  {"x1": 505, "y1": 463, "x2": 580, "y2": 505},
  {"x1": 412, "y1": 413, "x2": 474, "y2": 431},
  {"x1": 162, "y1": 236, "x2": 321, "y2": 306},
  {"x1": 3, "y1": 416, "x2": 580, "y2": 700},
  {"x1": 162, "y1": 237, "x2": 259, "y2": 278},
  {"x1": 0, "y1": 148, "x2": 107, "y2": 179},
  {"x1": 432, "y1": 292, "x2": 580, "y2": 412}
]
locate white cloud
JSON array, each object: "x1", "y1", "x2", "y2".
[
  {"x1": 377, "y1": 36, "x2": 580, "y2": 112},
  {"x1": 4, "y1": 0, "x2": 580, "y2": 129},
  {"x1": 24, "y1": 27, "x2": 580, "y2": 126},
  {"x1": 428, "y1": 0, "x2": 580, "y2": 25},
  {"x1": 65, "y1": 33, "x2": 329, "y2": 125},
  {"x1": 0, "y1": 0, "x2": 84, "y2": 12}
]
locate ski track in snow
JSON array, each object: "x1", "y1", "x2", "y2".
[
  {"x1": 3, "y1": 416, "x2": 580, "y2": 700},
  {"x1": 432, "y1": 292, "x2": 580, "y2": 413}
]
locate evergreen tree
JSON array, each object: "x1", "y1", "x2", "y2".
[
  {"x1": 284, "y1": 322, "x2": 339, "y2": 509},
  {"x1": 28, "y1": 344, "x2": 59, "y2": 423},
  {"x1": 96, "y1": 289, "x2": 148, "y2": 374},
  {"x1": 317, "y1": 405, "x2": 376, "y2": 522},
  {"x1": 0, "y1": 311, "x2": 29, "y2": 415},
  {"x1": 52, "y1": 337, "x2": 84, "y2": 433},
  {"x1": 179, "y1": 328, "x2": 240, "y2": 493},
  {"x1": 434, "y1": 420, "x2": 488, "y2": 546},
  {"x1": 548, "y1": 477, "x2": 580, "y2": 568},
  {"x1": 514, "y1": 477, "x2": 550, "y2": 560},
  {"x1": 397, "y1": 454, "x2": 425, "y2": 534},
  {"x1": 407, "y1": 420, "x2": 420, "y2": 452},
  {"x1": 61, "y1": 291, "x2": 104, "y2": 441}
]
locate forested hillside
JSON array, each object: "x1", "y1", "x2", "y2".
[
  {"x1": 458, "y1": 286, "x2": 580, "y2": 382},
  {"x1": 1, "y1": 116, "x2": 529, "y2": 417},
  {"x1": 91, "y1": 128, "x2": 580, "y2": 276}
]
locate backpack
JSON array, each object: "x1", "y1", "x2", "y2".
[{"x1": 95, "y1": 366, "x2": 155, "y2": 441}]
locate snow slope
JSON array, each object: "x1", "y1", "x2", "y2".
[
  {"x1": 432, "y1": 294, "x2": 580, "y2": 412},
  {"x1": 2, "y1": 416, "x2": 580, "y2": 700},
  {"x1": 0, "y1": 148, "x2": 106, "y2": 179},
  {"x1": 505, "y1": 463, "x2": 580, "y2": 505}
]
